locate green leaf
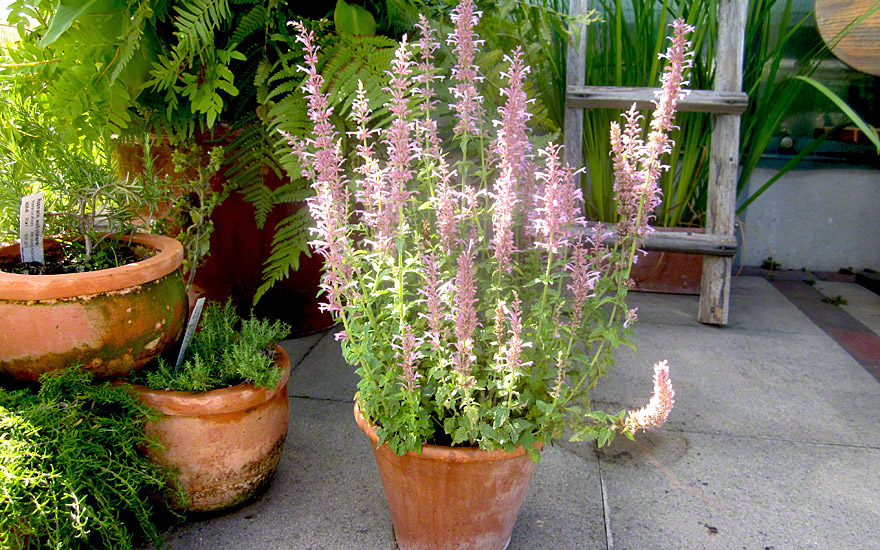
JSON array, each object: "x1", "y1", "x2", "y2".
[
  {"x1": 41, "y1": 0, "x2": 127, "y2": 46},
  {"x1": 535, "y1": 399, "x2": 553, "y2": 415},
  {"x1": 479, "y1": 423, "x2": 499, "y2": 442},
  {"x1": 334, "y1": 0, "x2": 376, "y2": 37},
  {"x1": 569, "y1": 427, "x2": 599, "y2": 443},
  {"x1": 598, "y1": 429, "x2": 615, "y2": 448},
  {"x1": 790, "y1": 76, "x2": 880, "y2": 154},
  {"x1": 452, "y1": 425, "x2": 471, "y2": 445},
  {"x1": 527, "y1": 446, "x2": 542, "y2": 463}
]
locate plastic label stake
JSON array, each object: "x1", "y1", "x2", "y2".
[
  {"x1": 19, "y1": 192, "x2": 44, "y2": 264},
  {"x1": 176, "y1": 297, "x2": 206, "y2": 369}
]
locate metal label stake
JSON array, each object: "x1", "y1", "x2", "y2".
[{"x1": 176, "y1": 297, "x2": 206, "y2": 369}]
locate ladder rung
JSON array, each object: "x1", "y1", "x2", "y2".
[
  {"x1": 578, "y1": 225, "x2": 739, "y2": 256},
  {"x1": 567, "y1": 86, "x2": 748, "y2": 115}
]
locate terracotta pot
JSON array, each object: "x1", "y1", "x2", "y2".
[
  {"x1": 115, "y1": 133, "x2": 334, "y2": 336},
  {"x1": 355, "y1": 403, "x2": 541, "y2": 550},
  {"x1": 630, "y1": 227, "x2": 704, "y2": 295},
  {"x1": 128, "y1": 346, "x2": 290, "y2": 513},
  {"x1": 0, "y1": 233, "x2": 187, "y2": 382}
]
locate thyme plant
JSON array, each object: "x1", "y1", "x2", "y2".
[
  {"x1": 133, "y1": 300, "x2": 291, "y2": 392},
  {"x1": 291, "y1": 0, "x2": 681, "y2": 460},
  {"x1": 0, "y1": 368, "x2": 182, "y2": 550}
]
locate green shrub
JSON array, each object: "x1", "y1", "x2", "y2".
[
  {"x1": 0, "y1": 368, "x2": 182, "y2": 550},
  {"x1": 134, "y1": 300, "x2": 291, "y2": 392}
]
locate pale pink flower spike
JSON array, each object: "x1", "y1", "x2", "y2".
[{"x1": 624, "y1": 360, "x2": 675, "y2": 434}]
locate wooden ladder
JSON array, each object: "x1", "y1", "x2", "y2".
[{"x1": 564, "y1": 0, "x2": 748, "y2": 325}]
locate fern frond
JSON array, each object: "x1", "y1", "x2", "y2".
[
  {"x1": 173, "y1": 0, "x2": 230, "y2": 49},
  {"x1": 265, "y1": 79, "x2": 300, "y2": 103},
  {"x1": 267, "y1": 93, "x2": 310, "y2": 178},
  {"x1": 254, "y1": 208, "x2": 312, "y2": 304},
  {"x1": 225, "y1": 120, "x2": 278, "y2": 228},
  {"x1": 272, "y1": 180, "x2": 312, "y2": 204},
  {"x1": 149, "y1": 48, "x2": 188, "y2": 92},
  {"x1": 230, "y1": 5, "x2": 267, "y2": 44},
  {"x1": 109, "y1": 3, "x2": 151, "y2": 84}
]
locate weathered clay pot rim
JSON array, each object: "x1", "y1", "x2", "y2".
[
  {"x1": 0, "y1": 233, "x2": 183, "y2": 301},
  {"x1": 354, "y1": 401, "x2": 543, "y2": 464},
  {"x1": 127, "y1": 345, "x2": 290, "y2": 417}
]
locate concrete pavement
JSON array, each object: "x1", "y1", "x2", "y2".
[{"x1": 151, "y1": 275, "x2": 880, "y2": 550}]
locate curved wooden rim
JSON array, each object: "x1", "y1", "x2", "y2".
[
  {"x1": 0, "y1": 233, "x2": 183, "y2": 301},
  {"x1": 354, "y1": 401, "x2": 543, "y2": 464},
  {"x1": 815, "y1": 0, "x2": 880, "y2": 77},
  {"x1": 127, "y1": 346, "x2": 290, "y2": 416}
]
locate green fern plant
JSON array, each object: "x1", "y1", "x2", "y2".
[
  {"x1": 2, "y1": 0, "x2": 426, "y2": 304},
  {"x1": 1, "y1": 0, "x2": 279, "y2": 144},
  {"x1": 1, "y1": 0, "x2": 158, "y2": 145}
]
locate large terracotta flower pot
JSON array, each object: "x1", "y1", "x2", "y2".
[
  {"x1": 115, "y1": 133, "x2": 334, "y2": 336},
  {"x1": 0, "y1": 233, "x2": 187, "y2": 382},
  {"x1": 128, "y1": 346, "x2": 290, "y2": 513},
  {"x1": 355, "y1": 403, "x2": 541, "y2": 550}
]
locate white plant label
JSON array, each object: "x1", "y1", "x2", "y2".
[
  {"x1": 19, "y1": 192, "x2": 45, "y2": 264},
  {"x1": 176, "y1": 297, "x2": 206, "y2": 368}
]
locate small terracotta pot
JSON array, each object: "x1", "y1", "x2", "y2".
[
  {"x1": 0, "y1": 233, "x2": 187, "y2": 382},
  {"x1": 355, "y1": 403, "x2": 541, "y2": 550},
  {"x1": 128, "y1": 346, "x2": 290, "y2": 513}
]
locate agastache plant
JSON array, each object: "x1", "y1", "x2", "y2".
[{"x1": 290, "y1": 3, "x2": 688, "y2": 459}]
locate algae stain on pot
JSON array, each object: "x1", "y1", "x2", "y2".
[
  {"x1": 188, "y1": 436, "x2": 288, "y2": 512},
  {"x1": 0, "y1": 268, "x2": 187, "y2": 381}
]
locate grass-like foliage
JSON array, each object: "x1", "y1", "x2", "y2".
[
  {"x1": 134, "y1": 300, "x2": 291, "y2": 392},
  {"x1": 0, "y1": 368, "x2": 182, "y2": 550}
]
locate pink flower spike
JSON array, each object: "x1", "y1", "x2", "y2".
[
  {"x1": 491, "y1": 165, "x2": 518, "y2": 272},
  {"x1": 490, "y1": 47, "x2": 533, "y2": 273},
  {"x1": 453, "y1": 244, "x2": 478, "y2": 383},
  {"x1": 624, "y1": 360, "x2": 675, "y2": 433},
  {"x1": 567, "y1": 240, "x2": 600, "y2": 329},
  {"x1": 607, "y1": 18, "x2": 693, "y2": 247},
  {"x1": 533, "y1": 143, "x2": 586, "y2": 254},
  {"x1": 419, "y1": 253, "x2": 447, "y2": 350},
  {"x1": 447, "y1": 0, "x2": 485, "y2": 138},
  {"x1": 394, "y1": 324, "x2": 424, "y2": 392},
  {"x1": 292, "y1": 21, "x2": 353, "y2": 315},
  {"x1": 434, "y1": 161, "x2": 458, "y2": 254},
  {"x1": 504, "y1": 291, "x2": 530, "y2": 376},
  {"x1": 383, "y1": 36, "x2": 419, "y2": 238}
]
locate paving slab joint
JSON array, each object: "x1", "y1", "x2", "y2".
[{"x1": 598, "y1": 457, "x2": 614, "y2": 550}]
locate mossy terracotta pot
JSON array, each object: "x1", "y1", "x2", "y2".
[
  {"x1": 0, "y1": 233, "x2": 187, "y2": 382},
  {"x1": 355, "y1": 403, "x2": 541, "y2": 550},
  {"x1": 128, "y1": 346, "x2": 290, "y2": 513}
]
